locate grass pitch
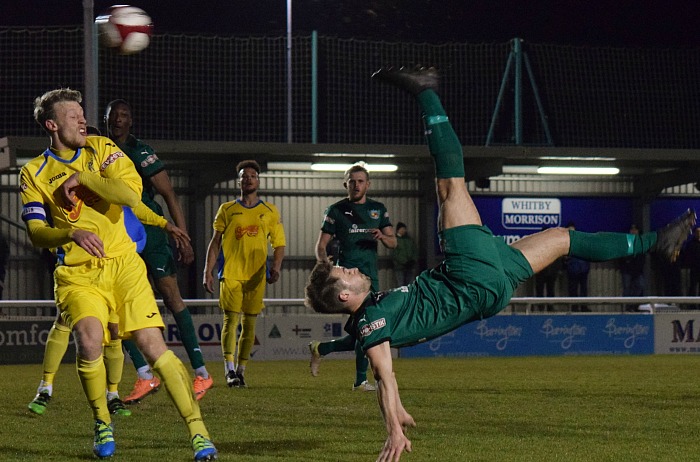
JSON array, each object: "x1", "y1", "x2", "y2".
[{"x1": 3, "y1": 355, "x2": 700, "y2": 461}]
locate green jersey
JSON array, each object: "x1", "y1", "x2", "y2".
[
  {"x1": 346, "y1": 225, "x2": 534, "y2": 351},
  {"x1": 116, "y1": 134, "x2": 175, "y2": 278},
  {"x1": 321, "y1": 198, "x2": 392, "y2": 291},
  {"x1": 117, "y1": 134, "x2": 164, "y2": 217}
]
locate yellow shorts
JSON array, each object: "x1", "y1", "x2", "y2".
[
  {"x1": 54, "y1": 251, "x2": 164, "y2": 344},
  {"x1": 219, "y1": 265, "x2": 266, "y2": 315}
]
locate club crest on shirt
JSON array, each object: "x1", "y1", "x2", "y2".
[
  {"x1": 359, "y1": 318, "x2": 386, "y2": 338},
  {"x1": 370, "y1": 210, "x2": 380, "y2": 219}
]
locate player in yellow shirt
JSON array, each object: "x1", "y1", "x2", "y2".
[
  {"x1": 20, "y1": 88, "x2": 217, "y2": 460},
  {"x1": 203, "y1": 160, "x2": 286, "y2": 388}
]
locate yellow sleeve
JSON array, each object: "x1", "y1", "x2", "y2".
[
  {"x1": 268, "y1": 204, "x2": 287, "y2": 249},
  {"x1": 77, "y1": 171, "x2": 140, "y2": 207},
  {"x1": 132, "y1": 202, "x2": 168, "y2": 228},
  {"x1": 77, "y1": 136, "x2": 142, "y2": 207},
  {"x1": 26, "y1": 220, "x2": 74, "y2": 249}
]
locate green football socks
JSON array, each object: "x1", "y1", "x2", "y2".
[
  {"x1": 569, "y1": 230, "x2": 657, "y2": 261},
  {"x1": 417, "y1": 89, "x2": 465, "y2": 179}
]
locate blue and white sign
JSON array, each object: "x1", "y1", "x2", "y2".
[
  {"x1": 400, "y1": 314, "x2": 654, "y2": 358},
  {"x1": 501, "y1": 197, "x2": 561, "y2": 230}
]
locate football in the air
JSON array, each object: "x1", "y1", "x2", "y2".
[{"x1": 96, "y1": 5, "x2": 153, "y2": 55}]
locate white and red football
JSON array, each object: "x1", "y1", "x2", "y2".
[{"x1": 96, "y1": 5, "x2": 153, "y2": 55}]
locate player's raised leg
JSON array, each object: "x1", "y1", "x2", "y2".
[
  {"x1": 512, "y1": 210, "x2": 695, "y2": 273},
  {"x1": 373, "y1": 67, "x2": 480, "y2": 231}
]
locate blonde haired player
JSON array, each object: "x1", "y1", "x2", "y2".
[
  {"x1": 20, "y1": 88, "x2": 217, "y2": 460},
  {"x1": 203, "y1": 160, "x2": 286, "y2": 388}
]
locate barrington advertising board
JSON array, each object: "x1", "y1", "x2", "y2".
[{"x1": 401, "y1": 314, "x2": 654, "y2": 358}]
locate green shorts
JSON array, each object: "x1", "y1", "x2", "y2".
[
  {"x1": 438, "y1": 224, "x2": 533, "y2": 318},
  {"x1": 140, "y1": 224, "x2": 177, "y2": 280}
]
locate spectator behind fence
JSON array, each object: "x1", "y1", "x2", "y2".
[{"x1": 391, "y1": 222, "x2": 419, "y2": 286}]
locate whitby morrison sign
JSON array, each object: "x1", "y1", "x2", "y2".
[{"x1": 501, "y1": 198, "x2": 561, "y2": 230}]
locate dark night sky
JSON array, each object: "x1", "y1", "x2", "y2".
[{"x1": 2, "y1": 0, "x2": 699, "y2": 48}]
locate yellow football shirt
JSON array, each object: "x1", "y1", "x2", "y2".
[
  {"x1": 214, "y1": 199, "x2": 286, "y2": 281},
  {"x1": 19, "y1": 136, "x2": 142, "y2": 266}
]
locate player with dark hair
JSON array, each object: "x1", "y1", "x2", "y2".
[
  {"x1": 21, "y1": 88, "x2": 217, "y2": 460},
  {"x1": 304, "y1": 68, "x2": 695, "y2": 462},
  {"x1": 308, "y1": 163, "x2": 397, "y2": 391},
  {"x1": 105, "y1": 99, "x2": 213, "y2": 402},
  {"x1": 203, "y1": 160, "x2": 286, "y2": 388}
]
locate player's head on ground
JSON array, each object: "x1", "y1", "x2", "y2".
[
  {"x1": 34, "y1": 88, "x2": 87, "y2": 150},
  {"x1": 104, "y1": 99, "x2": 132, "y2": 142},
  {"x1": 305, "y1": 258, "x2": 371, "y2": 314},
  {"x1": 343, "y1": 163, "x2": 370, "y2": 203}
]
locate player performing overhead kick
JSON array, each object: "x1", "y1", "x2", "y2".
[{"x1": 304, "y1": 66, "x2": 695, "y2": 462}]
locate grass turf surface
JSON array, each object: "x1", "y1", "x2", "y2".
[{"x1": 3, "y1": 355, "x2": 699, "y2": 461}]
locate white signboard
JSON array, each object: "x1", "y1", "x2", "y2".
[
  {"x1": 501, "y1": 197, "x2": 561, "y2": 230},
  {"x1": 654, "y1": 312, "x2": 700, "y2": 354}
]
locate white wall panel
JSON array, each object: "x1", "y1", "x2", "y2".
[{"x1": 2, "y1": 168, "x2": 694, "y2": 303}]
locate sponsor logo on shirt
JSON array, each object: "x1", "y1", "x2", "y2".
[
  {"x1": 324, "y1": 215, "x2": 335, "y2": 225},
  {"x1": 48, "y1": 172, "x2": 67, "y2": 185},
  {"x1": 349, "y1": 224, "x2": 371, "y2": 234},
  {"x1": 235, "y1": 225, "x2": 259, "y2": 239},
  {"x1": 100, "y1": 151, "x2": 125, "y2": 171},
  {"x1": 140, "y1": 153, "x2": 159, "y2": 168},
  {"x1": 359, "y1": 318, "x2": 386, "y2": 338},
  {"x1": 65, "y1": 186, "x2": 101, "y2": 223}
]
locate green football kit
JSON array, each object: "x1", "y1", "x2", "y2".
[
  {"x1": 321, "y1": 197, "x2": 392, "y2": 291},
  {"x1": 347, "y1": 224, "x2": 534, "y2": 350},
  {"x1": 118, "y1": 134, "x2": 176, "y2": 278}
]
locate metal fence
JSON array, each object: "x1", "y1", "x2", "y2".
[{"x1": 2, "y1": 28, "x2": 700, "y2": 148}]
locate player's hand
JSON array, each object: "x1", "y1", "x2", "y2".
[
  {"x1": 71, "y1": 229, "x2": 106, "y2": 257},
  {"x1": 203, "y1": 272, "x2": 215, "y2": 294},
  {"x1": 369, "y1": 228, "x2": 385, "y2": 241},
  {"x1": 398, "y1": 410, "x2": 416, "y2": 431},
  {"x1": 58, "y1": 173, "x2": 82, "y2": 210},
  {"x1": 267, "y1": 268, "x2": 280, "y2": 284},
  {"x1": 178, "y1": 241, "x2": 195, "y2": 265},
  {"x1": 376, "y1": 430, "x2": 412, "y2": 462},
  {"x1": 164, "y1": 223, "x2": 194, "y2": 264}
]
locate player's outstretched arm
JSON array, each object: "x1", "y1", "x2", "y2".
[
  {"x1": 367, "y1": 342, "x2": 413, "y2": 462},
  {"x1": 150, "y1": 170, "x2": 194, "y2": 264}
]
